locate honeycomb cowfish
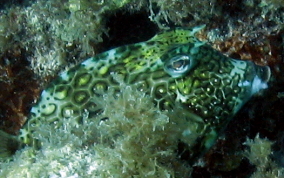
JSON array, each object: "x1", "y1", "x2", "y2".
[{"x1": 0, "y1": 26, "x2": 270, "y2": 161}]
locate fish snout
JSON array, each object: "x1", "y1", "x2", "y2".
[{"x1": 250, "y1": 63, "x2": 271, "y2": 95}]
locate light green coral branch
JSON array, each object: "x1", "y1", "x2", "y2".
[{"x1": 244, "y1": 134, "x2": 284, "y2": 178}]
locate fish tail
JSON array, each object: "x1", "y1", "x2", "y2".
[{"x1": 0, "y1": 130, "x2": 22, "y2": 159}]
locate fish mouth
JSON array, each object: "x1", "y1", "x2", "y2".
[
  {"x1": 250, "y1": 63, "x2": 271, "y2": 95},
  {"x1": 255, "y1": 65, "x2": 271, "y2": 83}
]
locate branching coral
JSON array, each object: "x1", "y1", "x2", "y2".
[
  {"x1": 0, "y1": 0, "x2": 134, "y2": 79},
  {"x1": 148, "y1": 0, "x2": 215, "y2": 29},
  {"x1": 0, "y1": 84, "x2": 195, "y2": 177},
  {"x1": 244, "y1": 135, "x2": 284, "y2": 178},
  {"x1": 22, "y1": 0, "x2": 108, "y2": 77}
]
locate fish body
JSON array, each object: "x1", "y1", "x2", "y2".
[{"x1": 1, "y1": 26, "x2": 270, "y2": 159}]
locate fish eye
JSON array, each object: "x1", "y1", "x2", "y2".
[{"x1": 164, "y1": 54, "x2": 194, "y2": 78}]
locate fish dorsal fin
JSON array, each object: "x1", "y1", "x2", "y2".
[{"x1": 149, "y1": 25, "x2": 206, "y2": 45}]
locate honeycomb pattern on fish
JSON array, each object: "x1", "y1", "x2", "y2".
[{"x1": 19, "y1": 26, "x2": 270, "y2": 153}]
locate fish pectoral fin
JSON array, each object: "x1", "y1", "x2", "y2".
[{"x1": 0, "y1": 130, "x2": 21, "y2": 159}]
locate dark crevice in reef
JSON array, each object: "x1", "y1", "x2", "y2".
[
  {"x1": 216, "y1": 0, "x2": 248, "y2": 18},
  {"x1": 99, "y1": 9, "x2": 159, "y2": 52},
  {"x1": 0, "y1": 48, "x2": 40, "y2": 135},
  {"x1": 0, "y1": 0, "x2": 29, "y2": 10}
]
